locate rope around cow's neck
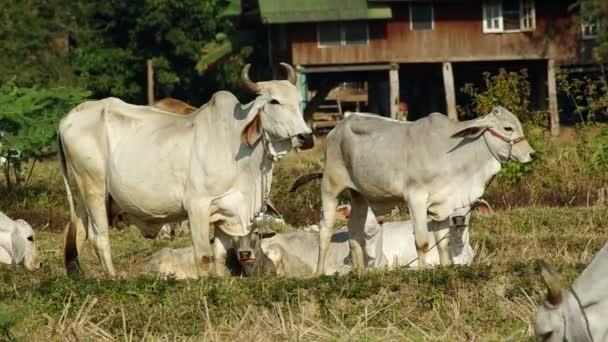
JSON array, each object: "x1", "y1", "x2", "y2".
[{"x1": 569, "y1": 285, "x2": 594, "y2": 341}]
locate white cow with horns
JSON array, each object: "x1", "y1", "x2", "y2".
[
  {"x1": 313, "y1": 108, "x2": 536, "y2": 274},
  {"x1": 535, "y1": 242, "x2": 608, "y2": 341},
  {"x1": 58, "y1": 63, "x2": 314, "y2": 277}
]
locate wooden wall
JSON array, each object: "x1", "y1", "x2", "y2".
[{"x1": 286, "y1": 0, "x2": 593, "y2": 66}]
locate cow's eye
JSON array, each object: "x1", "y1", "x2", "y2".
[
  {"x1": 504, "y1": 127, "x2": 513, "y2": 132},
  {"x1": 270, "y1": 99, "x2": 280, "y2": 105},
  {"x1": 27, "y1": 236, "x2": 34, "y2": 242}
]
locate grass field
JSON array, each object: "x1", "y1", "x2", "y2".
[{"x1": 0, "y1": 124, "x2": 607, "y2": 341}]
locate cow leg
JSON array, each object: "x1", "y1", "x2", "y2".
[
  {"x1": 85, "y1": 195, "x2": 116, "y2": 277},
  {"x1": 407, "y1": 196, "x2": 429, "y2": 269},
  {"x1": 317, "y1": 177, "x2": 343, "y2": 275},
  {"x1": 212, "y1": 229, "x2": 232, "y2": 276},
  {"x1": 347, "y1": 191, "x2": 369, "y2": 272},
  {"x1": 186, "y1": 200, "x2": 214, "y2": 277},
  {"x1": 64, "y1": 200, "x2": 88, "y2": 275},
  {"x1": 432, "y1": 221, "x2": 452, "y2": 266}
]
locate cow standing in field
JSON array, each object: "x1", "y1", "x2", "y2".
[
  {"x1": 314, "y1": 107, "x2": 536, "y2": 274},
  {"x1": 58, "y1": 63, "x2": 314, "y2": 277},
  {"x1": 536, "y1": 242, "x2": 608, "y2": 341}
]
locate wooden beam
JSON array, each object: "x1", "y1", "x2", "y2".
[
  {"x1": 547, "y1": 59, "x2": 560, "y2": 137},
  {"x1": 389, "y1": 64, "x2": 399, "y2": 120},
  {"x1": 442, "y1": 62, "x2": 457, "y2": 121},
  {"x1": 297, "y1": 63, "x2": 394, "y2": 74},
  {"x1": 146, "y1": 59, "x2": 154, "y2": 105}
]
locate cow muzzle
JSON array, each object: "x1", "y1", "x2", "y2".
[
  {"x1": 295, "y1": 133, "x2": 315, "y2": 150},
  {"x1": 238, "y1": 250, "x2": 256, "y2": 265}
]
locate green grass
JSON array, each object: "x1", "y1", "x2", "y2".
[
  {"x1": 0, "y1": 125, "x2": 606, "y2": 340},
  {"x1": 0, "y1": 207, "x2": 605, "y2": 340}
]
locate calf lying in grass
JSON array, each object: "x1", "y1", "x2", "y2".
[
  {"x1": 0, "y1": 211, "x2": 40, "y2": 271},
  {"x1": 133, "y1": 200, "x2": 491, "y2": 278}
]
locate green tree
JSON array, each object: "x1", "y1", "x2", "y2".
[
  {"x1": 71, "y1": 0, "x2": 249, "y2": 104},
  {"x1": 0, "y1": 0, "x2": 78, "y2": 87},
  {"x1": 574, "y1": 0, "x2": 608, "y2": 62},
  {"x1": 0, "y1": 80, "x2": 90, "y2": 187}
]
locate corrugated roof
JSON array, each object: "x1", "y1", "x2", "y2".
[{"x1": 259, "y1": 0, "x2": 393, "y2": 23}]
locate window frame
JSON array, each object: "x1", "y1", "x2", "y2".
[
  {"x1": 482, "y1": 0, "x2": 536, "y2": 34},
  {"x1": 409, "y1": 2, "x2": 435, "y2": 31},
  {"x1": 581, "y1": 16, "x2": 600, "y2": 40},
  {"x1": 317, "y1": 21, "x2": 369, "y2": 48}
]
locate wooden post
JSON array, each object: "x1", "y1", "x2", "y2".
[
  {"x1": 442, "y1": 62, "x2": 458, "y2": 121},
  {"x1": 547, "y1": 59, "x2": 560, "y2": 137},
  {"x1": 389, "y1": 63, "x2": 399, "y2": 120},
  {"x1": 146, "y1": 59, "x2": 154, "y2": 105}
]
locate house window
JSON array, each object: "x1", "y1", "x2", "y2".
[
  {"x1": 410, "y1": 3, "x2": 434, "y2": 30},
  {"x1": 581, "y1": 16, "x2": 600, "y2": 39},
  {"x1": 482, "y1": 0, "x2": 535, "y2": 33},
  {"x1": 318, "y1": 22, "x2": 369, "y2": 47}
]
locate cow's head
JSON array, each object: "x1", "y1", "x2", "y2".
[
  {"x1": 233, "y1": 227, "x2": 278, "y2": 276},
  {"x1": 534, "y1": 260, "x2": 593, "y2": 342},
  {"x1": 240, "y1": 63, "x2": 314, "y2": 153},
  {"x1": 451, "y1": 106, "x2": 536, "y2": 164},
  {"x1": 11, "y1": 219, "x2": 41, "y2": 271}
]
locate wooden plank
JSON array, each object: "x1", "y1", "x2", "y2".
[
  {"x1": 297, "y1": 63, "x2": 394, "y2": 73},
  {"x1": 146, "y1": 59, "x2": 154, "y2": 105},
  {"x1": 547, "y1": 59, "x2": 560, "y2": 137},
  {"x1": 389, "y1": 64, "x2": 399, "y2": 119},
  {"x1": 442, "y1": 62, "x2": 457, "y2": 121}
]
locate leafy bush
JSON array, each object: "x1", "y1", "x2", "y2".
[
  {"x1": 0, "y1": 79, "x2": 90, "y2": 187},
  {"x1": 557, "y1": 68, "x2": 608, "y2": 123},
  {"x1": 576, "y1": 124, "x2": 608, "y2": 176},
  {"x1": 460, "y1": 68, "x2": 537, "y2": 124}
]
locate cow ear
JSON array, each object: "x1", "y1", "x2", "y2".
[
  {"x1": 241, "y1": 96, "x2": 266, "y2": 146},
  {"x1": 474, "y1": 199, "x2": 493, "y2": 216},
  {"x1": 539, "y1": 260, "x2": 565, "y2": 306},
  {"x1": 336, "y1": 206, "x2": 351, "y2": 219},
  {"x1": 451, "y1": 125, "x2": 489, "y2": 139},
  {"x1": 241, "y1": 112, "x2": 262, "y2": 147}
]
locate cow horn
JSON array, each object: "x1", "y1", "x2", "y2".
[
  {"x1": 280, "y1": 62, "x2": 297, "y2": 85},
  {"x1": 241, "y1": 64, "x2": 261, "y2": 94},
  {"x1": 539, "y1": 260, "x2": 565, "y2": 306}
]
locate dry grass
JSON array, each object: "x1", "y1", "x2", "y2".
[{"x1": 0, "y1": 124, "x2": 607, "y2": 340}]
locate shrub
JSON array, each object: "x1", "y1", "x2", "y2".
[
  {"x1": 556, "y1": 68, "x2": 608, "y2": 123},
  {"x1": 460, "y1": 68, "x2": 536, "y2": 124},
  {"x1": 0, "y1": 79, "x2": 90, "y2": 187}
]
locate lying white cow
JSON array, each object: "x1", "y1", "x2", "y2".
[
  {"x1": 137, "y1": 200, "x2": 492, "y2": 279},
  {"x1": 0, "y1": 211, "x2": 40, "y2": 271},
  {"x1": 312, "y1": 107, "x2": 536, "y2": 274},
  {"x1": 535, "y1": 242, "x2": 608, "y2": 341},
  {"x1": 257, "y1": 202, "x2": 492, "y2": 276},
  {"x1": 58, "y1": 63, "x2": 314, "y2": 277}
]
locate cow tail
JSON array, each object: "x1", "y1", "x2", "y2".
[
  {"x1": 288, "y1": 172, "x2": 323, "y2": 192},
  {"x1": 58, "y1": 132, "x2": 80, "y2": 276}
]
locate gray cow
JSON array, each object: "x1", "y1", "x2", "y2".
[
  {"x1": 535, "y1": 241, "x2": 608, "y2": 341},
  {"x1": 314, "y1": 107, "x2": 536, "y2": 274}
]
